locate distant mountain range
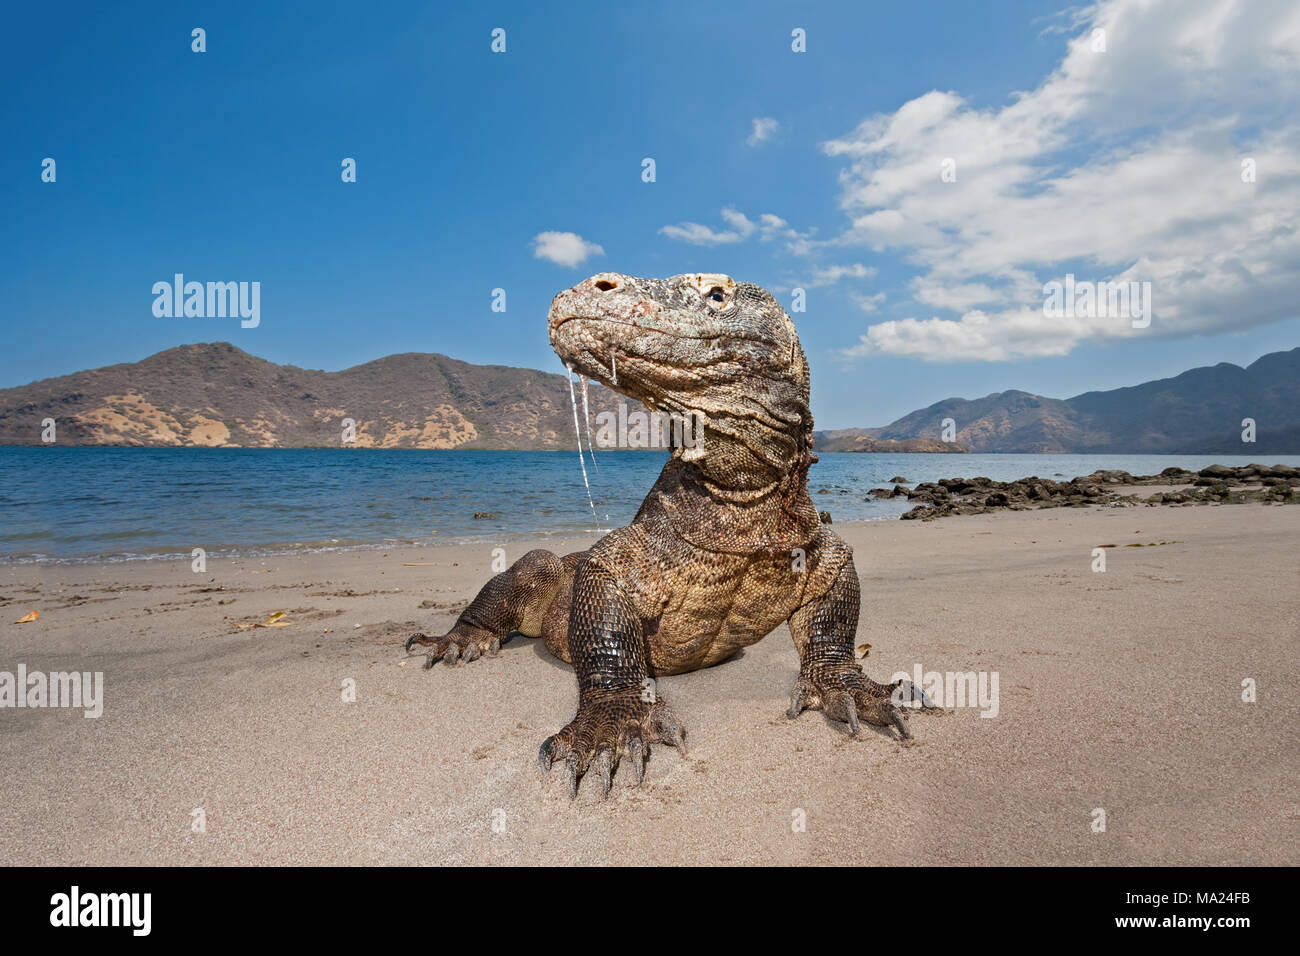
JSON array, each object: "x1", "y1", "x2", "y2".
[
  {"x1": 0, "y1": 342, "x2": 628, "y2": 449},
  {"x1": 1, "y1": 343, "x2": 1296, "y2": 453},
  {"x1": 816, "y1": 347, "x2": 1300, "y2": 454}
]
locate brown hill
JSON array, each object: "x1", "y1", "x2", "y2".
[
  {"x1": 816, "y1": 348, "x2": 1300, "y2": 454},
  {"x1": 813, "y1": 430, "x2": 969, "y2": 453},
  {"x1": 0, "y1": 342, "x2": 636, "y2": 449}
]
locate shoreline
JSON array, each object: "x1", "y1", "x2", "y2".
[
  {"x1": 2, "y1": 504, "x2": 1296, "y2": 865},
  {"x1": 9, "y1": 461, "x2": 1297, "y2": 565}
]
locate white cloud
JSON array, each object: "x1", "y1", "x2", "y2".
[
  {"x1": 720, "y1": 207, "x2": 758, "y2": 237},
  {"x1": 746, "y1": 117, "x2": 780, "y2": 146},
  {"x1": 850, "y1": 291, "x2": 887, "y2": 314},
  {"x1": 824, "y1": 0, "x2": 1300, "y2": 362},
  {"x1": 531, "y1": 231, "x2": 605, "y2": 268},
  {"x1": 802, "y1": 263, "x2": 877, "y2": 287},
  {"x1": 658, "y1": 221, "x2": 746, "y2": 246},
  {"x1": 661, "y1": 207, "x2": 809, "y2": 246}
]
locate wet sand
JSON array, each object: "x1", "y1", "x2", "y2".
[{"x1": 2, "y1": 502, "x2": 1296, "y2": 865}]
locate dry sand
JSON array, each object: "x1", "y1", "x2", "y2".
[{"x1": 2, "y1": 503, "x2": 1296, "y2": 865}]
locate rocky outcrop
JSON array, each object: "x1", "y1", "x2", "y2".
[{"x1": 893, "y1": 464, "x2": 1300, "y2": 521}]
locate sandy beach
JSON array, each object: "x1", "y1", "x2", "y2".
[{"x1": 1, "y1": 502, "x2": 1296, "y2": 866}]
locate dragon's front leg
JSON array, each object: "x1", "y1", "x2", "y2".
[
  {"x1": 405, "y1": 548, "x2": 564, "y2": 667},
  {"x1": 786, "y1": 557, "x2": 934, "y2": 739},
  {"x1": 537, "y1": 561, "x2": 684, "y2": 798}
]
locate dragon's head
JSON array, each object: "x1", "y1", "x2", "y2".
[{"x1": 548, "y1": 272, "x2": 813, "y2": 490}]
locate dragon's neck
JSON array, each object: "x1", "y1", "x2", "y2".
[
  {"x1": 678, "y1": 422, "x2": 813, "y2": 498},
  {"x1": 662, "y1": 423, "x2": 819, "y2": 544}
]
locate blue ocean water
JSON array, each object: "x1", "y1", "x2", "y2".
[{"x1": 3, "y1": 447, "x2": 1298, "y2": 562}]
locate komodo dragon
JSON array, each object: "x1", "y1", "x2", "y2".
[{"x1": 407, "y1": 272, "x2": 934, "y2": 797}]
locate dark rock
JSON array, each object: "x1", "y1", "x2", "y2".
[
  {"x1": 472, "y1": 511, "x2": 496, "y2": 519},
  {"x1": 888, "y1": 476, "x2": 909, "y2": 484},
  {"x1": 819, "y1": 510, "x2": 832, "y2": 524},
  {"x1": 890, "y1": 464, "x2": 1300, "y2": 521},
  {"x1": 1086, "y1": 469, "x2": 1134, "y2": 483}
]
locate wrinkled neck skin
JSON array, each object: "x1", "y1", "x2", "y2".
[
  {"x1": 645, "y1": 414, "x2": 821, "y2": 555},
  {"x1": 644, "y1": 368, "x2": 821, "y2": 553},
  {"x1": 673, "y1": 410, "x2": 814, "y2": 504}
]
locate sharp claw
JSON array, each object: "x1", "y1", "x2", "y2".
[
  {"x1": 541, "y1": 733, "x2": 571, "y2": 773},
  {"x1": 462, "y1": 642, "x2": 480, "y2": 663},
  {"x1": 788, "y1": 681, "x2": 809, "y2": 719},
  {"x1": 844, "y1": 694, "x2": 860, "y2": 736},
  {"x1": 487, "y1": 636, "x2": 500, "y2": 656},
  {"x1": 626, "y1": 736, "x2": 645, "y2": 786},
  {"x1": 891, "y1": 709, "x2": 911, "y2": 739},
  {"x1": 566, "y1": 753, "x2": 581, "y2": 800},
  {"x1": 895, "y1": 679, "x2": 935, "y2": 709},
  {"x1": 443, "y1": 643, "x2": 460, "y2": 665},
  {"x1": 404, "y1": 633, "x2": 424, "y2": 653},
  {"x1": 593, "y1": 748, "x2": 614, "y2": 797},
  {"x1": 539, "y1": 738, "x2": 554, "y2": 773},
  {"x1": 423, "y1": 650, "x2": 440, "y2": 669},
  {"x1": 653, "y1": 711, "x2": 686, "y2": 755}
]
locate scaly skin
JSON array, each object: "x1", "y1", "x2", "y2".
[{"x1": 406, "y1": 272, "x2": 935, "y2": 797}]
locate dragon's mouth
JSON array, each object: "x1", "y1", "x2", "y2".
[
  {"x1": 552, "y1": 315, "x2": 789, "y2": 419},
  {"x1": 554, "y1": 321, "x2": 710, "y2": 430},
  {"x1": 551, "y1": 317, "x2": 654, "y2": 394}
]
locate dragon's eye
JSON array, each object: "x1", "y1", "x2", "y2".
[{"x1": 708, "y1": 288, "x2": 727, "y2": 303}]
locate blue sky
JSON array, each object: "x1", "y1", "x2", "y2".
[{"x1": 3, "y1": 0, "x2": 1297, "y2": 428}]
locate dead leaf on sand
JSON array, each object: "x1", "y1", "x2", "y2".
[
  {"x1": 235, "y1": 611, "x2": 292, "y2": 630},
  {"x1": 14, "y1": 610, "x2": 39, "y2": 624}
]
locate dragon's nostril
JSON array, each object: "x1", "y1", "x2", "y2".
[{"x1": 594, "y1": 279, "x2": 618, "y2": 292}]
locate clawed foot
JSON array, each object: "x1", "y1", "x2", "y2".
[
  {"x1": 538, "y1": 689, "x2": 685, "y2": 799},
  {"x1": 788, "y1": 665, "x2": 936, "y2": 740},
  {"x1": 405, "y1": 626, "x2": 502, "y2": 668}
]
